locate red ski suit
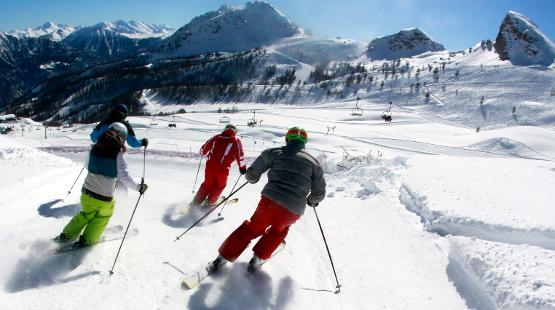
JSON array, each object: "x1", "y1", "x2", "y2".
[{"x1": 193, "y1": 129, "x2": 245, "y2": 205}]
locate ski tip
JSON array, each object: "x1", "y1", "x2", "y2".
[{"x1": 334, "y1": 284, "x2": 342, "y2": 294}]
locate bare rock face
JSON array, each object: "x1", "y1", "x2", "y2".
[{"x1": 494, "y1": 11, "x2": 555, "y2": 66}]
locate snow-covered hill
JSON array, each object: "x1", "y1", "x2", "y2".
[
  {"x1": 367, "y1": 28, "x2": 445, "y2": 61},
  {"x1": 152, "y1": 2, "x2": 301, "y2": 59},
  {"x1": 273, "y1": 37, "x2": 367, "y2": 65},
  {"x1": 1, "y1": 100, "x2": 555, "y2": 309},
  {"x1": 6, "y1": 22, "x2": 77, "y2": 41},
  {"x1": 495, "y1": 11, "x2": 555, "y2": 66}
]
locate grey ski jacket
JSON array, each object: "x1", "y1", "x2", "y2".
[{"x1": 245, "y1": 140, "x2": 326, "y2": 215}]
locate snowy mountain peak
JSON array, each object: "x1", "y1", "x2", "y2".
[
  {"x1": 494, "y1": 11, "x2": 555, "y2": 66},
  {"x1": 80, "y1": 20, "x2": 174, "y2": 39},
  {"x1": 6, "y1": 22, "x2": 77, "y2": 41},
  {"x1": 153, "y1": 1, "x2": 301, "y2": 58},
  {"x1": 367, "y1": 28, "x2": 445, "y2": 60}
]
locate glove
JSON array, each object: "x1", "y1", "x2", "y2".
[
  {"x1": 138, "y1": 183, "x2": 148, "y2": 194},
  {"x1": 141, "y1": 138, "x2": 149, "y2": 147},
  {"x1": 239, "y1": 167, "x2": 247, "y2": 175},
  {"x1": 306, "y1": 197, "x2": 318, "y2": 208}
]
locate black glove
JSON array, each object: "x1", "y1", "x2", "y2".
[
  {"x1": 138, "y1": 183, "x2": 148, "y2": 194},
  {"x1": 306, "y1": 197, "x2": 318, "y2": 208},
  {"x1": 239, "y1": 167, "x2": 247, "y2": 175},
  {"x1": 141, "y1": 138, "x2": 149, "y2": 148}
]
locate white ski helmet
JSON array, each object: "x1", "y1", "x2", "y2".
[{"x1": 109, "y1": 122, "x2": 128, "y2": 135}]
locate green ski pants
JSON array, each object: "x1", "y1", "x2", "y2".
[{"x1": 63, "y1": 193, "x2": 115, "y2": 245}]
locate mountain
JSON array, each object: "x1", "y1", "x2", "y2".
[
  {"x1": 0, "y1": 33, "x2": 98, "y2": 108},
  {"x1": 494, "y1": 11, "x2": 555, "y2": 66},
  {"x1": 6, "y1": 22, "x2": 77, "y2": 41},
  {"x1": 63, "y1": 21, "x2": 172, "y2": 59},
  {"x1": 366, "y1": 28, "x2": 445, "y2": 60},
  {"x1": 152, "y1": 1, "x2": 301, "y2": 59},
  {"x1": 273, "y1": 37, "x2": 367, "y2": 65}
]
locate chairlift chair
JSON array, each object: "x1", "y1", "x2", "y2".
[
  {"x1": 247, "y1": 119, "x2": 257, "y2": 127},
  {"x1": 351, "y1": 108, "x2": 363, "y2": 116},
  {"x1": 219, "y1": 116, "x2": 230, "y2": 124}
]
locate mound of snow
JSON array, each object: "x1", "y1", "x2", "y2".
[
  {"x1": 0, "y1": 136, "x2": 73, "y2": 167},
  {"x1": 367, "y1": 28, "x2": 445, "y2": 60},
  {"x1": 153, "y1": 1, "x2": 300, "y2": 58},
  {"x1": 449, "y1": 237, "x2": 555, "y2": 309},
  {"x1": 467, "y1": 137, "x2": 549, "y2": 159},
  {"x1": 495, "y1": 11, "x2": 555, "y2": 66}
]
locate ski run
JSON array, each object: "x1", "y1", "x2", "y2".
[{"x1": 0, "y1": 100, "x2": 554, "y2": 310}]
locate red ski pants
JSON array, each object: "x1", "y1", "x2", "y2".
[
  {"x1": 219, "y1": 196, "x2": 301, "y2": 261},
  {"x1": 194, "y1": 166, "x2": 228, "y2": 205}
]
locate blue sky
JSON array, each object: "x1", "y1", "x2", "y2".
[{"x1": 1, "y1": 0, "x2": 554, "y2": 51}]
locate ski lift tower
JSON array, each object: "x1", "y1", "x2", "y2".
[{"x1": 350, "y1": 97, "x2": 363, "y2": 116}]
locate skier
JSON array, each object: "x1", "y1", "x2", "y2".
[
  {"x1": 207, "y1": 127, "x2": 326, "y2": 273},
  {"x1": 91, "y1": 104, "x2": 148, "y2": 149},
  {"x1": 190, "y1": 124, "x2": 246, "y2": 207},
  {"x1": 54, "y1": 122, "x2": 148, "y2": 248}
]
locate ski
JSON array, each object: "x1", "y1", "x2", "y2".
[
  {"x1": 181, "y1": 241, "x2": 286, "y2": 289},
  {"x1": 181, "y1": 262, "x2": 217, "y2": 290},
  {"x1": 179, "y1": 197, "x2": 238, "y2": 215},
  {"x1": 51, "y1": 226, "x2": 139, "y2": 255}
]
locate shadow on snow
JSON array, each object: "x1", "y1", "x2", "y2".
[
  {"x1": 188, "y1": 262, "x2": 294, "y2": 310},
  {"x1": 38, "y1": 199, "x2": 81, "y2": 219},
  {"x1": 162, "y1": 203, "x2": 223, "y2": 229},
  {"x1": 4, "y1": 241, "x2": 99, "y2": 293}
]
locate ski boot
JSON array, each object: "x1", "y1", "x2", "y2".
[
  {"x1": 53, "y1": 232, "x2": 71, "y2": 244},
  {"x1": 206, "y1": 255, "x2": 227, "y2": 273},
  {"x1": 71, "y1": 236, "x2": 89, "y2": 250},
  {"x1": 247, "y1": 255, "x2": 266, "y2": 273}
]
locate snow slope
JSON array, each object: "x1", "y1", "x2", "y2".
[{"x1": 2, "y1": 99, "x2": 555, "y2": 309}]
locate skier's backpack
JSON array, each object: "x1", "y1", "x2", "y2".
[{"x1": 95, "y1": 128, "x2": 126, "y2": 153}]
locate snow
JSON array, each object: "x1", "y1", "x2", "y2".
[
  {"x1": 153, "y1": 2, "x2": 300, "y2": 59},
  {"x1": 496, "y1": 11, "x2": 555, "y2": 66},
  {"x1": 6, "y1": 22, "x2": 77, "y2": 41},
  {"x1": 367, "y1": 28, "x2": 445, "y2": 60},
  {"x1": 2, "y1": 97, "x2": 555, "y2": 309}
]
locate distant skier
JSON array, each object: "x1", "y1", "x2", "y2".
[
  {"x1": 190, "y1": 124, "x2": 246, "y2": 207},
  {"x1": 54, "y1": 122, "x2": 148, "y2": 248},
  {"x1": 91, "y1": 104, "x2": 148, "y2": 149},
  {"x1": 207, "y1": 127, "x2": 326, "y2": 273}
]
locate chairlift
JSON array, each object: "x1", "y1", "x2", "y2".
[
  {"x1": 219, "y1": 116, "x2": 230, "y2": 124},
  {"x1": 150, "y1": 117, "x2": 158, "y2": 126},
  {"x1": 168, "y1": 123, "x2": 177, "y2": 128},
  {"x1": 350, "y1": 98, "x2": 363, "y2": 116},
  {"x1": 351, "y1": 108, "x2": 363, "y2": 116},
  {"x1": 247, "y1": 110, "x2": 257, "y2": 127}
]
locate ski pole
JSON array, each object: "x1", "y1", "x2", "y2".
[
  {"x1": 109, "y1": 147, "x2": 147, "y2": 276},
  {"x1": 218, "y1": 174, "x2": 242, "y2": 217},
  {"x1": 192, "y1": 156, "x2": 203, "y2": 193},
  {"x1": 312, "y1": 207, "x2": 342, "y2": 294},
  {"x1": 66, "y1": 164, "x2": 86, "y2": 197},
  {"x1": 174, "y1": 181, "x2": 248, "y2": 242}
]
